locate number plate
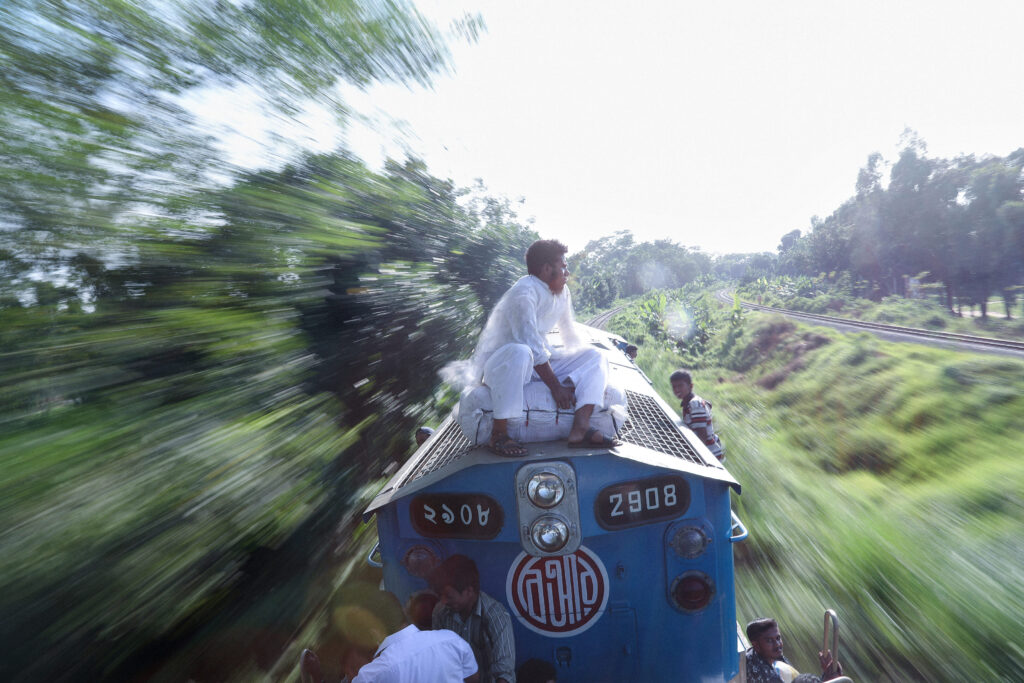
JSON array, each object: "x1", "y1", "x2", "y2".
[
  {"x1": 594, "y1": 475, "x2": 690, "y2": 529},
  {"x1": 410, "y1": 494, "x2": 504, "y2": 539}
]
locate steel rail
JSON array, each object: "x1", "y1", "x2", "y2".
[{"x1": 717, "y1": 289, "x2": 1024, "y2": 353}]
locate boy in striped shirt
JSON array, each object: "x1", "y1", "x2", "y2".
[{"x1": 670, "y1": 370, "x2": 725, "y2": 462}]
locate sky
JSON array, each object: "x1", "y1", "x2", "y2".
[{"x1": 196, "y1": 0, "x2": 1024, "y2": 257}]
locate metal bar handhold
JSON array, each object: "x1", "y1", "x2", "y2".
[
  {"x1": 367, "y1": 541, "x2": 383, "y2": 568},
  {"x1": 729, "y1": 510, "x2": 748, "y2": 543},
  {"x1": 823, "y1": 609, "x2": 839, "y2": 661}
]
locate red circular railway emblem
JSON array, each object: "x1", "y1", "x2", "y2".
[{"x1": 505, "y1": 546, "x2": 609, "y2": 637}]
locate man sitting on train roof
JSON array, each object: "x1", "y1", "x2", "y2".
[
  {"x1": 429, "y1": 554, "x2": 516, "y2": 683},
  {"x1": 465, "y1": 238, "x2": 621, "y2": 457}
]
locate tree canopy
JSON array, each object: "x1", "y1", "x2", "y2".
[
  {"x1": 568, "y1": 231, "x2": 713, "y2": 312},
  {"x1": 771, "y1": 136, "x2": 1024, "y2": 317},
  {"x1": 0, "y1": 1, "x2": 538, "y2": 680}
]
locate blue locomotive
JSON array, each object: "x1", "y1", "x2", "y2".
[{"x1": 363, "y1": 324, "x2": 746, "y2": 682}]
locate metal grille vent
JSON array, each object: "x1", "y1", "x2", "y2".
[
  {"x1": 619, "y1": 390, "x2": 707, "y2": 465},
  {"x1": 396, "y1": 419, "x2": 473, "y2": 489}
]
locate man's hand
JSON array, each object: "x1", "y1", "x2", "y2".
[
  {"x1": 549, "y1": 382, "x2": 576, "y2": 410},
  {"x1": 819, "y1": 649, "x2": 843, "y2": 680}
]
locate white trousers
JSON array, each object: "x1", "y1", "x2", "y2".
[{"x1": 482, "y1": 344, "x2": 609, "y2": 420}]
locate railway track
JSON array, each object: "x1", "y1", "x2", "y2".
[
  {"x1": 585, "y1": 306, "x2": 624, "y2": 330},
  {"x1": 717, "y1": 289, "x2": 1024, "y2": 357}
]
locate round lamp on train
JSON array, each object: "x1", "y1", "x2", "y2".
[
  {"x1": 671, "y1": 526, "x2": 709, "y2": 559},
  {"x1": 530, "y1": 515, "x2": 569, "y2": 552},
  {"x1": 527, "y1": 471, "x2": 565, "y2": 509},
  {"x1": 670, "y1": 571, "x2": 715, "y2": 612},
  {"x1": 402, "y1": 545, "x2": 440, "y2": 578}
]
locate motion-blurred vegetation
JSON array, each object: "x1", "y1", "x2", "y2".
[
  {"x1": 3, "y1": 0, "x2": 1023, "y2": 680},
  {"x1": 629, "y1": 284, "x2": 1024, "y2": 681},
  {"x1": 0, "y1": 1, "x2": 532, "y2": 680}
]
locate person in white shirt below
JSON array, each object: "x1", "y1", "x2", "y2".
[
  {"x1": 467, "y1": 239, "x2": 621, "y2": 457},
  {"x1": 299, "y1": 608, "x2": 479, "y2": 683},
  {"x1": 351, "y1": 622, "x2": 479, "y2": 683}
]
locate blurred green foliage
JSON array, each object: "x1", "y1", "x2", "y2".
[
  {"x1": 637, "y1": 284, "x2": 1024, "y2": 681},
  {"x1": 0, "y1": 1, "x2": 538, "y2": 680}
]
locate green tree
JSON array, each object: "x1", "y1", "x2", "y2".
[{"x1": 0, "y1": 1, "x2": 488, "y2": 680}]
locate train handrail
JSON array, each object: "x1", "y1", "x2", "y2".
[
  {"x1": 823, "y1": 608, "x2": 839, "y2": 658},
  {"x1": 730, "y1": 510, "x2": 748, "y2": 543},
  {"x1": 367, "y1": 541, "x2": 383, "y2": 568}
]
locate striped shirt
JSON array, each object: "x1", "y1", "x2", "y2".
[
  {"x1": 681, "y1": 392, "x2": 724, "y2": 459},
  {"x1": 432, "y1": 590, "x2": 516, "y2": 683}
]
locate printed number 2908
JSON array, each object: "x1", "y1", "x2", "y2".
[{"x1": 609, "y1": 484, "x2": 677, "y2": 516}]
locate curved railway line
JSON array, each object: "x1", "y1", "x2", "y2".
[
  {"x1": 584, "y1": 306, "x2": 624, "y2": 330},
  {"x1": 717, "y1": 290, "x2": 1024, "y2": 359}
]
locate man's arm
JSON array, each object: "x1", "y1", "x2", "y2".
[
  {"x1": 487, "y1": 604, "x2": 517, "y2": 683},
  {"x1": 534, "y1": 361, "x2": 575, "y2": 410},
  {"x1": 505, "y1": 287, "x2": 553, "y2": 366}
]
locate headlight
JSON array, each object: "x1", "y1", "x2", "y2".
[
  {"x1": 671, "y1": 526, "x2": 709, "y2": 558},
  {"x1": 527, "y1": 471, "x2": 565, "y2": 508},
  {"x1": 402, "y1": 545, "x2": 439, "y2": 577},
  {"x1": 530, "y1": 515, "x2": 569, "y2": 552}
]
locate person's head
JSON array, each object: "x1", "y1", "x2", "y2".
[
  {"x1": 415, "y1": 426, "x2": 434, "y2": 446},
  {"x1": 405, "y1": 590, "x2": 439, "y2": 630},
  {"x1": 625, "y1": 344, "x2": 638, "y2": 360},
  {"x1": 428, "y1": 554, "x2": 480, "y2": 619},
  {"x1": 340, "y1": 643, "x2": 375, "y2": 680},
  {"x1": 670, "y1": 369, "x2": 693, "y2": 400},
  {"x1": 526, "y1": 239, "x2": 569, "y2": 295},
  {"x1": 746, "y1": 618, "x2": 784, "y2": 662},
  {"x1": 517, "y1": 658, "x2": 557, "y2": 683}
]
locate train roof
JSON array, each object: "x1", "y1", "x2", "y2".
[{"x1": 364, "y1": 324, "x2": 740, "y2": 519}]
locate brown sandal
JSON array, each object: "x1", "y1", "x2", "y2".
[
  {"x1": 489, "y1": 434, "x2": 528, "y2": 457},
  {"x1": 568, "y1": 427, "x2": 622, "y2": 449}
]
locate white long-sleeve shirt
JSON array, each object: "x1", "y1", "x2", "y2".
[{"x1": 471, "y1": 275, "x2": 582, "y2": 374}]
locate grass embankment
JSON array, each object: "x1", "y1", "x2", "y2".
[
  {"x1": 617, "y1": 291, "x2": 1024, "y2": 682},
  {"x1": 739, "y1": 279, "x2": 1024, "y2": 340}
]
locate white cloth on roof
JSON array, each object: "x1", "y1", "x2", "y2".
[
  {"x1": 457, "y1": 381, "x2": 626, "y2": 446},
  {"x1": 352, "y1": 625, "x2": 477, "y2": 683},
  {"x1": 483, "y1": 345, "x2": 608, "y2": 420}
]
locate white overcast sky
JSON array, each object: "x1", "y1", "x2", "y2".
[{"x1": 198, "y1": 0, "x2": 1024, "y2": 256}]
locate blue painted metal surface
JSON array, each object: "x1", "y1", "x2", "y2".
[{"x1": 364, "y1": 328, "x2": 745, "y2": 682}]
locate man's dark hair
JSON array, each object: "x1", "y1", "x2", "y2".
[
  {"x1": 526, "y1": 239, "x2": 568, "y2": 276},
  {"x1": 746, "y1": 617, "x2": 778, "y2": 642},
  {"x1": 517, "y1": 658, "x2": 557, "y2": 683},
  {"x1": 670, "y1": 369, "x2": 692, "y2": 384},
  {"x1": 428, "y1": 554, "x2": 480, "y2": 594},
  {"x1": 406, "y1": 590, "x2": 439, "y2": 630}
]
